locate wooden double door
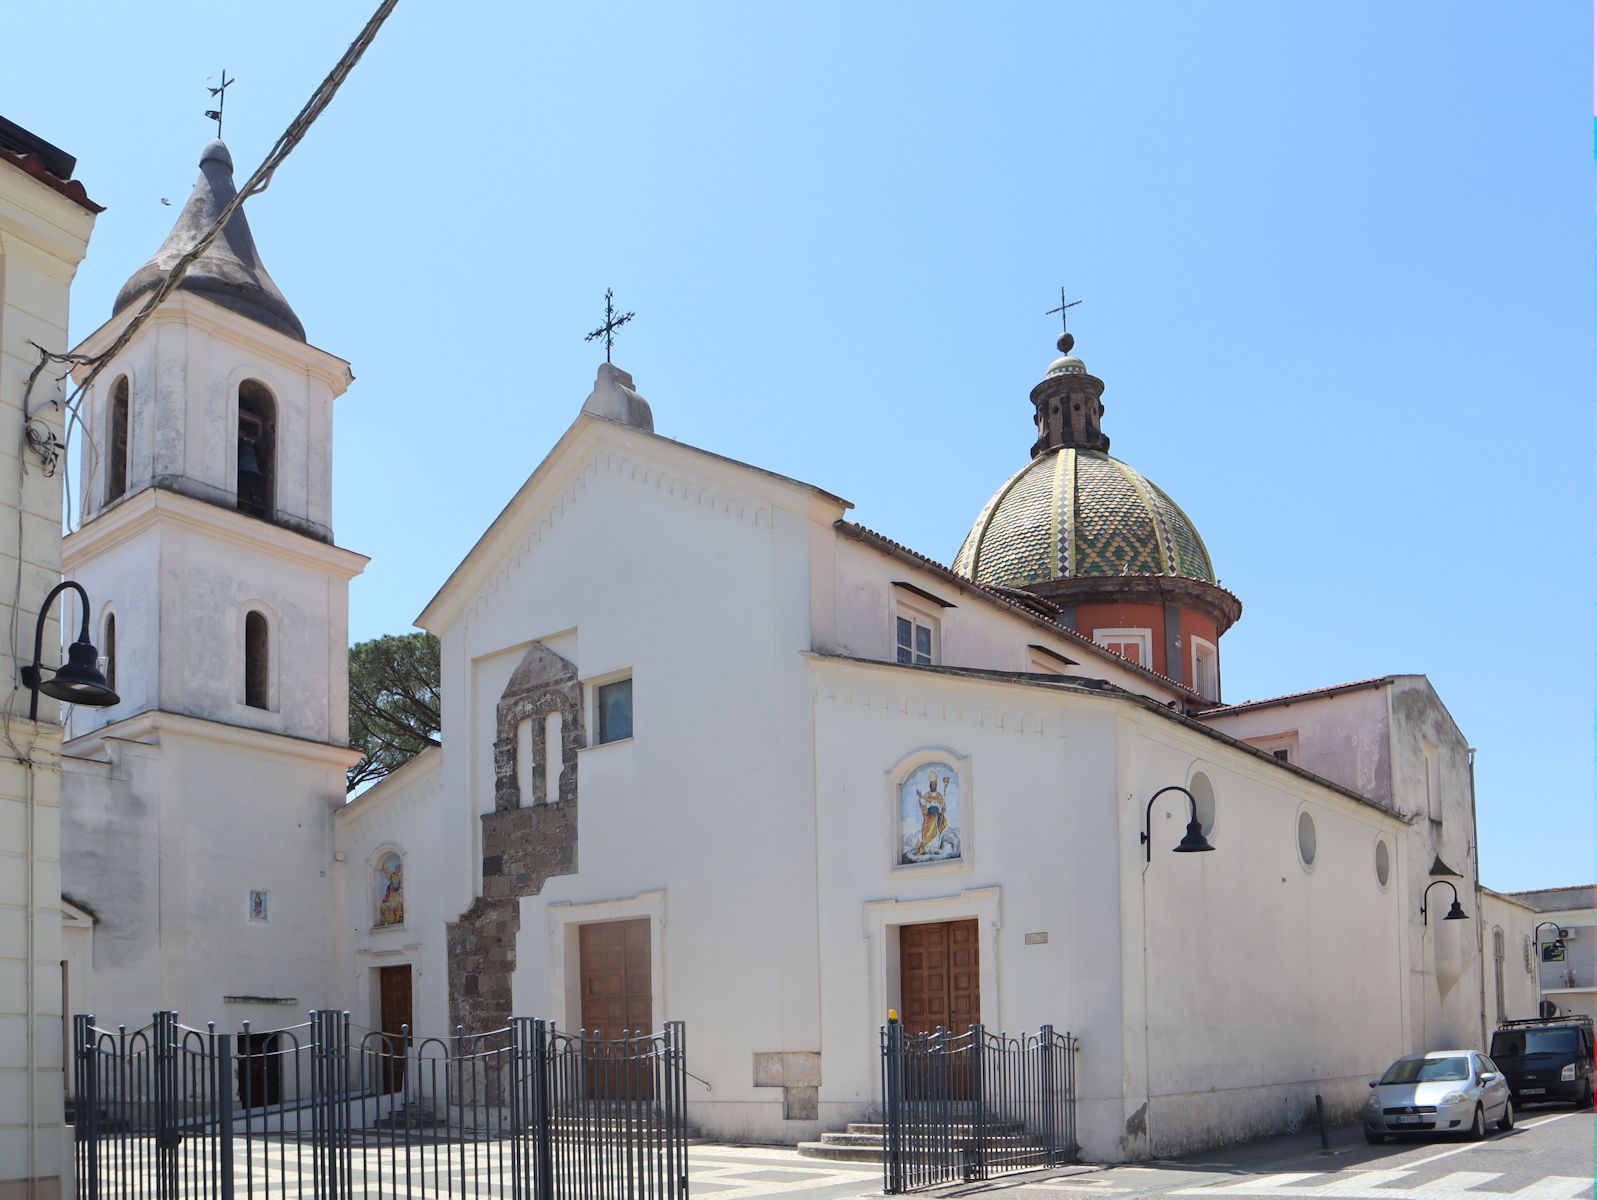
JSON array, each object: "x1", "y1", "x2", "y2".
[
  {"x1": 899, "y1": 919, "x2": 981, "y2": 1100},
  {"x1": 899, "y1": 919, "x2": 981, "y2": 1036},
  {"x1": 578, "y1": 919, "x2": 654, "y2": 1100}
]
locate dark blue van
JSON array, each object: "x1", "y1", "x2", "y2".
[{"x1": 1488, "y1": 1016, "x2": 1594, "y2": 1107}]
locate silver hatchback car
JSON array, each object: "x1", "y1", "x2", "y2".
[{"x1": 1363, "y1": 1050, "x2": 1514, "y2": 1142}]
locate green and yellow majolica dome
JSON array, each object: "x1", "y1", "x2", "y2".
[{"x1": 953, "y1": 448, "x2": 1215, "y2": 590}]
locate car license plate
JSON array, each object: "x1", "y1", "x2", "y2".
[
  {"x1": 1394, "y1": 1115, "x2": 1422, "y2": 1124},
  {"x1": 1520, "y1": 1088, "x2": 1545, "y2": 1096}
]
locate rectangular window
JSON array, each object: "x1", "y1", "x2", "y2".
[
  {"x1": 1272, "y1": 748, "x2": 1290, "y2": 762},
  {"x1": 1191, "y1": 637, "x2": 1219, "y2": 701},
  {"x1": 895, "y1": 611, "x2": 936, "y2": 666},
  {"x1": 597, "y1": 677, "x2": 633, "y2": 744},
  {"x1": 1094, "y1": 628, "x2": 1151, "y2": 667}
]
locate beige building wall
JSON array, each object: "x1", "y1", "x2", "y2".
[{"x1": 0, "y1": 143, "x2": 97, "y2": 1197}]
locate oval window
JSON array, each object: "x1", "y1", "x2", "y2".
[
  {"x1": 1297, "y1": 810, "x2": 1317, "y2": 868},
  {"x1": 1374, "y1": 839, "x2": 1391, "y2": 888}
]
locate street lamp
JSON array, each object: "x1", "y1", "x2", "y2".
[
  {"x1": 1419, "y1": 879, "x2": 1469, "y2": 926},
  {"x1": 1139, "y1": 785, "x2": 1215, "y2": 864},
  {"x1": 20, "y1": 580, "x2": 118, "y2": 721},
  {"x1": 1532, "y1": 920, "x2": 1567, "y2": 1017}
]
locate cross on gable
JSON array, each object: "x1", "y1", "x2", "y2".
[{"x1": 584, "y1": 288, "x2": 635, "y2": 364}]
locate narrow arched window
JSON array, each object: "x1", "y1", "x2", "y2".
[
  {"x1": 106, "y1": 376, "x2": 129, "y2": 504},
  {"x1": 237, "y1": 380, "x2": 276, "y2": 519},
  {"x1": 244, "y1": 611, "x2": 269, "y2": 709},
  {"x1": 103, "y1": 613, "x2": 116, "y2": 693}
]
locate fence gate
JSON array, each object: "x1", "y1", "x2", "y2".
[
  {"x1": 73, "y1": 1011, "x2": 690, "y2": 1200},
  {"x1": 880, "y1": 1017, "x2": 1078, "y2": 1193}
]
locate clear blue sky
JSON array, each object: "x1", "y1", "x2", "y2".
[{"x1": 8, "y1": 2, "x2": 1589, "y2": 891}]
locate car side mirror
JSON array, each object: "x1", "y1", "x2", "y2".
[
  {"x1": 1367, "y1": 1080, "x2": 1379, "y2": 1088},
  {"x1": 1479, "y1": 1072, "x2": 1499, "y2": 1083}
]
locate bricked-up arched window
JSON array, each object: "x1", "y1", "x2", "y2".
[
  {"x1": 106, "y1": 376, "x2": 130, "y2": 503},
  {"x1": 237, "y1": 380, "x2": 276, "y2": 518},
  {"x1": 244, "y1": 611, "x2": 269, "y2": 709},
  {"x1": 103, "y1": 613, "x2": 116, "y2": 693}
]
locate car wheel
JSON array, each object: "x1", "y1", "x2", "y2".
[
  {"x1": 1468, "y1": 1104, "x2": 1486, "y2": 1140},
  {"x1": 1579, "y1": 1086, "x2": 1594, "y2": 1111},
  {"x1": 1364, "y1": 1128, "x2": 1385, "y2": 1145},
  {"x1": 1498, "y1": 1099, "x2": 1514, "y2": 1131}
]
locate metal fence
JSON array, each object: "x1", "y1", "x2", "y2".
[
  {"x1": 72, "y1": 1011, "x2": 690, "y2": 1200},
  {"x1": 879, "y1": 1018, "x2": 1078, "y2": 1193}
]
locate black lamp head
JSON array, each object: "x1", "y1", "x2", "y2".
[
  {"x1": 39, "y1": 637, "x2": 119, "y2": 707},
  {"x1": 1443, "y1": 898, "x2": 1469, "y2": 922},
  {"x1": 1174, "y1": 817, "x2": 1215, "y2": 854}
]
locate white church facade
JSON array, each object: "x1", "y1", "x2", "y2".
[{"x1": 56, "y1": 138, "x2": 1532, "y2": 1163}]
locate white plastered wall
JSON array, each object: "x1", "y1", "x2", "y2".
[{"x1": 422, "y1": 418, "x2": 840, "y2": 1144}]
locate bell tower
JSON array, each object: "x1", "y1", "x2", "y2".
[
  {"x1": 63, "y1": 139, "x2": 366, "y2": 745},
  {"x1": 57, "y1": 138, "x2": 366, "y2": 1030}
]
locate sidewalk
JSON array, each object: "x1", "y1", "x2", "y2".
[{"x1": 848, "y1": 1122, "x2": 1382, "y2": 1199}]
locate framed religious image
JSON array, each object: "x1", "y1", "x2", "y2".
[
  {"x1": 375, "y1": 849, "x2": 405, "y2": 928},
  {"x1": 900, "y1": 760, "x2": 958, "y2": 862},
  {"x1": 247, "y1": 888, "x2": 270, "y2": 924}
]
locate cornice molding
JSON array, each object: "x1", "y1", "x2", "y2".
[
  {"x1": 63, "y1": 485, "x2": 368, "y2": 579},
  {"x1": 64, "y1": 707, "x2": 362, "y2": 770}
]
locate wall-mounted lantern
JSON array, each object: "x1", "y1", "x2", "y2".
[
  {"x1": 1420, "y1": 879, "x2": 1469, "y2": 926},
  {"x1": 20, "y1": 580, "x2": 119, "y2": 721},
  {"x1": 1140, "y1": 785, "x2": 1215, "y2": 864}
]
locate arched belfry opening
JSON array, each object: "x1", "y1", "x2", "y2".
[
  {"x1": 106, "y1": 376, "x2": 129, "y2": 504},
  {"x1": 237, "y1": 380, "x2": 276, "y2": 519},
  {"x1": 244, "y1": 610, "x2": 269, "y2": 709}
]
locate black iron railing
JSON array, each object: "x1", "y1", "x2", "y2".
[
  {"x1": 880, "y1": 1017, "x2": 1078, "y2": 1193},
  {"x1": 72, "y1": 1011, "x2": 691, "y2": 1200}
]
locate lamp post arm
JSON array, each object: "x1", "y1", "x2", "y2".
[
  {"x1": 27, "y1": 580, "x2": 91, "y2": 722},
  {"x1": 1420, "y1": 879, "x2": 1460, "y2": 926},
  {"x1": 1141, "y1": 785, "x2": 1198, "y2": 863}
]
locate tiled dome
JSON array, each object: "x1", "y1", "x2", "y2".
[{"x1": 953, "y1": 448, "x2": 1216, "y2": 589}]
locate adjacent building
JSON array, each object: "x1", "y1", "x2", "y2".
[{"x1": 0, "y1": 116, "x2": 100, "y2": 1200}]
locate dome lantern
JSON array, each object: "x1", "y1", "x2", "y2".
[{"x1": 1030, "y1": 331, "x2": 1110, "y2": 458}]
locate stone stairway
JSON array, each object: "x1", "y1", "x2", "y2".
[{"x1": 797, "y1": 1120, "x2": 1040, "y2": 1164}]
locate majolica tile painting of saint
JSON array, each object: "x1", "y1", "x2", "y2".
[
  {"x1": 900, "y1": 765, "x2": 960, "y2": 865},
  {"x1": 376, "y1": 851, "x2": 404, "y2": 927}
]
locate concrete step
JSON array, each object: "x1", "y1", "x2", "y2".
[{"x1": 795, "y1": 1140, "x2": 887, "y2": 1163}]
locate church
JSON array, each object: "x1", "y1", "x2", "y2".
[{"x1": 55, "y1": 138, "x2": 1531, "y2": 1163}]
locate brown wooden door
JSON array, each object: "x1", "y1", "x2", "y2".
[
  {"x1": 579, "y1": 919, "x2": 652, "y2": 1036},
  {"x1": 579, "y1": 919, "x2": 653, "y2": 1100},
  {"x1": 378, "y1": 965, "x2": 412, "y2": 1094},
  {"x1": 238, "y1": 1033, "x2": 282, "y2": 1109},
  {"x1": 900, "y1": 919, "x2": 981, "y2": 1100},
  {"x1": 900, "y1": 919, "x2": 980, "y2": 1036}
]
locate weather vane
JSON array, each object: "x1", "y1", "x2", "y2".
[
  {"x1": 585, "y1": 288, "x2": 634, "y2": 364},
  {"x1": 203, "y1": 69, "x2": 235, "y2": 138}
]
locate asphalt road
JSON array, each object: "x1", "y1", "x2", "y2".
[{"x1": 945, "y1": 1108, "x2": 1594, "y2": 1200}]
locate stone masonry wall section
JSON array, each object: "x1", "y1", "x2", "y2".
[{"x1": 447, "y1": 643, "x2": 582, "y2": 1032}]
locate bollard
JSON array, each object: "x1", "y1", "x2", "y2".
[{"x1": 1315, "y1": 1094, "x2": 1329, "y2": 1150}]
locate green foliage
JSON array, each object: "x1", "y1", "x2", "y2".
[{"x1": 347, "y1": 632, "x2": 441, "y2": 792}]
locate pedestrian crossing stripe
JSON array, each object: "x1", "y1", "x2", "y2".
[{"x1": 1175, "y1": 1169, "x2": 1592, "y2": 1200}]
